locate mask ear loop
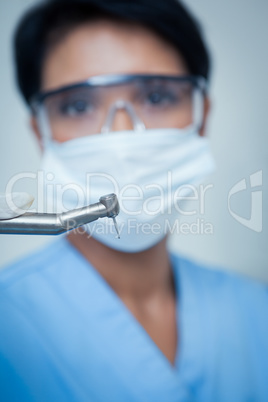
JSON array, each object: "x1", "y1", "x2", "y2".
[
  {"x1": 193, "y1": 87, "x2": 204, "y2": 132},
  {"x1": 193, "y1": 77, "x2": 208, "y2": 133},
  {"x1": 101, "y1": 100, "x2": 146, "y2": 134},
  {"x1": 36, "y1": 104, "x2": 53, "y2": 147}
]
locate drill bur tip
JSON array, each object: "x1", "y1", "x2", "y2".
[{"x1": 112, "y1": 217, "x2": 120, "y2": 239}]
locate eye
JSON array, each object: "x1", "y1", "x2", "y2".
[
  {"x1": 147, "y1": 92, "x2": 164, "y2": 104},
  {"x1": 60, "y1": 99, "x2": 94, "y2": 116},
  {"x1": 140, "y1": 85, "x2": 179, "y2": 107}
]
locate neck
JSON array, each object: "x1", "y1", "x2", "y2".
[{"x1": 67, "y1": 232, "x2": 174, "y2": 301}]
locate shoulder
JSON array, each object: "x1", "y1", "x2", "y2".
[
  {"x1": 0, "y1": 236, "x2": 89, "y2": 342},
  {"x1": 172, "y1": 253, "x2": 268, "y2": 387},
  {"x1": 0, "y1": 236, "x2": 76, "y2": 291},
  {"x1": 172, "y1": 251, "x2": 268, "y2": 292},
  {"x1": 172, "y1": 252, "x2": 268, "y2": 321}
]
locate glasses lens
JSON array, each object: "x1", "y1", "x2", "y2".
[
  {"x1": 133, "y1": 78, "x2": 197, "y2": 129},
  {"x1": 39, "y1": 77, "x2": 203, "y2": 142},
  {"x1": 42, "y1": 86, "x2": 103, "y2": 141}
]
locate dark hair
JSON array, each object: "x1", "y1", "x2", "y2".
[{"x1": 14, "y1": 0, "x2": 211, "y2": 105}]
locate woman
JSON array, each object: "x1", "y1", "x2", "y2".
[{"x1": 0, "y1": 0, "x2": 267, "y2": 401}]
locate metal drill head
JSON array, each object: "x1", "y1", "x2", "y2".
[{"x1": 99, "y1": 193, "x2": 120, "y2": 218}]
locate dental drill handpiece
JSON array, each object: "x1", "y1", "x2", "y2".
[{"x1": 0, "y1": 194, "x2": 120, "y2": 236}]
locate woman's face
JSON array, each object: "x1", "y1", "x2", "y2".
[{"x1": 34, "y1": 19, "x2": 208, "y2": 137}]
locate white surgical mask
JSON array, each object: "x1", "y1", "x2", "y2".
[{"x1": 40, "y1": 126, "x2": 214, "y2": 252}]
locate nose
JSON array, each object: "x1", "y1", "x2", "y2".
[
  {"x1": 112, "y1": 109, "x2": 134, "y2": 132},
  {"x1": 101, "y1": 100, "x2": 145, "y2": 134}
]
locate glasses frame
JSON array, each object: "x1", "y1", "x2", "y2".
[
  {"x1": 32, "y1": 74, "x2": 208, "y2": 144},
  {"x1": 30, "y1": 74, "x2": 208, "y2": 111}
]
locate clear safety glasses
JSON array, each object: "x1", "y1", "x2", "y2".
[{"x1": 31, "y1": 74, "x2": 207, "y2": 142}]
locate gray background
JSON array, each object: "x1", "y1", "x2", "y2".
[{"x1": 0, "y1": 0, "x2": 267, "y2": 281}]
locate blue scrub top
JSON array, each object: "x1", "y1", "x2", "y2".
[{"x1": 0, "y1": 237, "x2": 268, "y2": 402}]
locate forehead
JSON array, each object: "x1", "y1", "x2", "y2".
[{"x1": 42, "y1": 19, "x2": 188, "y2": 91}]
